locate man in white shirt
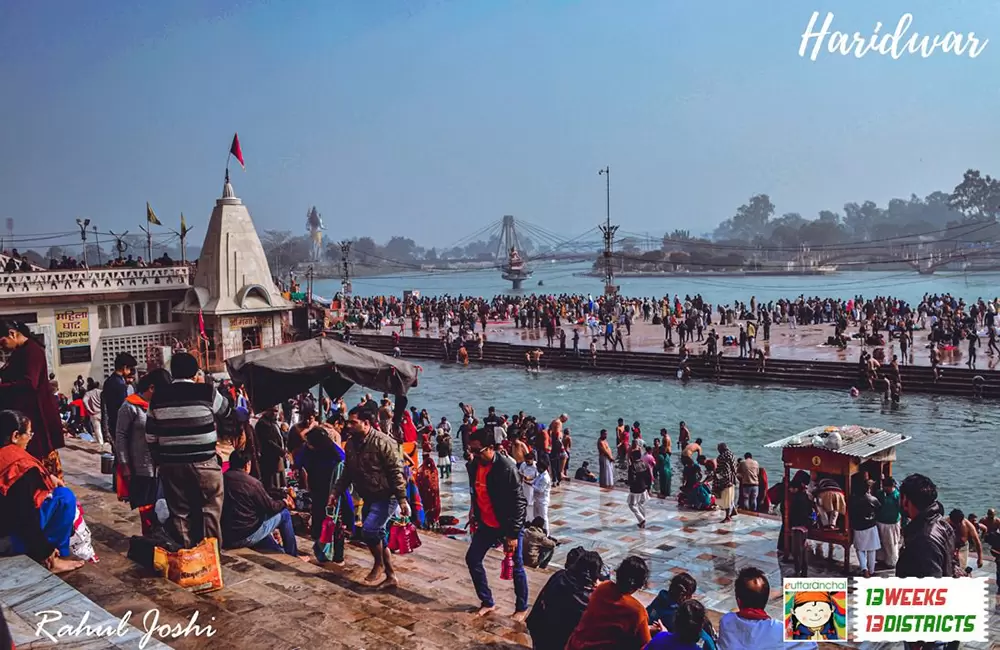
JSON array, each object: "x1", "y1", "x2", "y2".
[{"x1": 717, "y1": 566, "x2": 817, "y2": 650}]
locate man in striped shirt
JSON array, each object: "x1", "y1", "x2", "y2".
[{"x1": 147, "y1": 352, "x2": 231, "y2": 548}]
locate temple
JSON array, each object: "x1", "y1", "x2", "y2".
[{"x1": 172, "y1": 174, "x2": 292, "y2": 371}]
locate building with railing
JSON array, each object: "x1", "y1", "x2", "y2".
[{"x1": 0, "y1": 265, "x2": 192, "y2": 390}]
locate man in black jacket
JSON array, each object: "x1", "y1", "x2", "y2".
[
  {"x1": 895, "y1": 473, "x2": 957, "y2": 650},
  {"x1": 222, "y1": 450, "x2": 297, "y2": 555},
  {"x1": 526, "y1": 549, "x2": 603, "y2": 649},
  {"x1": 465, "y1": 427, "x2": 528, "y2": 621},
  {"x1": 101, "y1": 352, "x2": 136, "y2": 450}
]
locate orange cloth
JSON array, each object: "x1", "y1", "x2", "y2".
[
  {"x1": 125, "y1": 393, "x2": 149, "y2": 410},
  {"x1": 401, "y1": 441, "x2": 419, "y2": 470},
  {"x1": 0, "y1": 444, "x2": 56, "y2": 509},
  {"x1": 474, "y1": 462, "x2": 499, "y2": 529},
  {"x1": 565, "y1": 581, "x2": 651, "y2": 650}
]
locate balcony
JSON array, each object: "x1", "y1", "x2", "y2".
[{"x1": 0, "y1": 265, "x2": 192, "y2": 299}]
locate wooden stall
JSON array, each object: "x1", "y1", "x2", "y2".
[{"x1": 764, "y1": 425, "x2": 910, "y2": 572}]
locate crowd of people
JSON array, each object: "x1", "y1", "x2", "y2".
[
  {"x1": 338, "y1": 290, "x2": 1000, "y2": 380},
  {"x1": 0, "y1": 247, "x2": 184, "y2": 274},
  {"x1": 0, "y1": 308, "x2": 992, "y2": 650}
]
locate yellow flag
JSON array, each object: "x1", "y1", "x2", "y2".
[
  {"x1": 146, "y1": 202, "x2": 162, "y2": 226},
  {"x1": 180, "y1": 212, "x2": 188, "y2": 235}
]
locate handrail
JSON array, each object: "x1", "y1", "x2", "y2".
[{"x1": 0, "y1": 265, "x2": 191, "y2": 297}]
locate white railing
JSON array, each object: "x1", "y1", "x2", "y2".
[
  {"x1": 0, "y1": 253, "x2": 44, "y2": 272},
  {"x1": 0, "y1": 265, "x2": 191, "y2": 298}
]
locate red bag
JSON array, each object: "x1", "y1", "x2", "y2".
[
  {"x1": 115, "y1": 465, "x2": 130, "y2": 502},
  {"x1": 319, "y1": 509, "x2": 338, "y2": 545},
  {"x1": 138, "y1": 505, "x2": 156, "y2": 536},
  {"x1": 387, "y1": 518, "x2": 421, "y2": 555}
]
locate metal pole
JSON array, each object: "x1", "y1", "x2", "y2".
[
  {"x1": 93, "y1": 226, "x2": 101, "y2": 266},
  {"x1": 340, "y1": 240, "x2": 352, "y2": 300},
  {"x1": 598, "y1": 166, "x2": 618, "y2": 295},
  {"x1": 76, "y1": 219, "x2": 89, "y2": 267}
]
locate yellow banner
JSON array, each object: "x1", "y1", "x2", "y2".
[{"x1": 55, "y1": 309, "x2": 90, "y2": 349}]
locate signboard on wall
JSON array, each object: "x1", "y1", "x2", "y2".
[
  {"x1": 55, "y1": 309, "x2": 92, "y2": 365},
  {"x1": 228, "y1": 316, "x2": 261, "y2": 329}
]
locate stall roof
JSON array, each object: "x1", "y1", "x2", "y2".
[
  {"x1": 226, "y1": 337, "x2": 419, "y2": 412},
  {"x1": 764, "y1": 425, "x2": 910, "y2": 459}
]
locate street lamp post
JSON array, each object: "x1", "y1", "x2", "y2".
[
  {"x1": 598, "y1": 167, "x2": 618, "y2": 295},
  {"x1": 92, "y1": 225, "x2": 101, "y2": 266},
  {"x1": 76, "y1": 218, "x2": 91, "y2": 267}
]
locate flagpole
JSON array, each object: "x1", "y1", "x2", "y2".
[{"x1": 139, "y1": 224, "x2": 152, "y2": 261}]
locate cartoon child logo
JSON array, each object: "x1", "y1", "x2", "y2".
[{"x1": 784, "y1": 590, "x2": 847, "y2": 641}]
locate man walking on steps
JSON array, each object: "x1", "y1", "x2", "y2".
[
  {"x1": 330, "y1": 406, "x2": 410, "y2": 589},
  {"x1": 466, "y1": 427, "x2": 529, "y2": 622}
]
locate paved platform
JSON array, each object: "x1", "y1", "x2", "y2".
[
  {"x1": 388, "y1": 317, "x2": 998, "y2": 370},
  {"x1": 438, "y1": 460, "x2": 1000, "y2": 649},
  {"x1": 8, "y1": 441, "x2": 996, "y2": 648}
]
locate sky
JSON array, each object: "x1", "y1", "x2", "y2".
[{"x1": 2, "y1": 0, "x2": 999, "y2": 251}]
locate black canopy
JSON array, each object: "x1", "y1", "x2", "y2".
[{"x1": 226, "y1": 337, "x2": 420, "y2": 413}]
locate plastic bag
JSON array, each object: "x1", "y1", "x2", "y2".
[
  {"x1": 153, "y1": 537, "x2": 224, "y2": 593},
  {"x1": 387, "y1": 518, "x2": 421, "y2": 555},
  {"x1": 114, "y1": 465, "x2": 130, "y2": 502},
  {"x1": 68, "y1": 506, "x2": 98, "y2": 563}
]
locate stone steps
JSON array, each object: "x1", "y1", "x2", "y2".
[
  {"x1": 355, "y1": 333, "x2": 996, "y2": 397},
  {"x1": 54, "y1": 443, "x2": 540, "y2": 649}
]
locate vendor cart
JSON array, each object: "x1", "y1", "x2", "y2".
[{"x1": 764, "y1": 425, "x2": 910, "y2": 572}]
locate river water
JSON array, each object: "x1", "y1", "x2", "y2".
[
  {"x1": 314, "y1": 262, "x2": 1000, "y2": 306},
  {"x1": 338, "y1": 362, "x2": 997, "y2": 515},
  {"x1": 316, "y1": 265, "x2": 998, "y2": 514}
]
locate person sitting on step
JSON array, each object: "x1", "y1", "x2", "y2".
[{"x1": 0, "y1": 410, "x2": 83, "y2": 574}]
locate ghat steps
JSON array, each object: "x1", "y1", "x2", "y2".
[{"x1": 353, "y1": 332, "x2": 998, "y2": 398}]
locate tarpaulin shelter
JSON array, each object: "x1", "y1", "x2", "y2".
[{"x1": 226, "y1": 338, "x2": 420, "y2": 424}]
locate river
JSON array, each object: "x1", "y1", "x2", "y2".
[
  {"x1": 316, "y1": 264, "x2": 997, "y2": 513},
  {"x1": 338, "y1": 362, "x2": 997, "y2": 516},
  {"x1": 313, "y1": 262, "x2": 1000, "y2": 306}
]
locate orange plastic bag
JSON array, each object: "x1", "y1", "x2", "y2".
[{"x1": 153, "y1": 537, "x2": 224, "y2": 593}]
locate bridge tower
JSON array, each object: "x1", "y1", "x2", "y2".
[{"x1": 497, "y1": 215, "x2": 532, "y2": 290}]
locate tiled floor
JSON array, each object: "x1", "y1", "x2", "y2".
[{"x1": 437, "y1": 461, "x2": 1000, "y2": 649}]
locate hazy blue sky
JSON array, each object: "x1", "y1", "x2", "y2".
[{"x1": 2, "y1": 0, "x2": 999, "y2": 249}]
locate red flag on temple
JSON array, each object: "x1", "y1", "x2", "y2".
[
  {"x1": 198, "y1": 309, "x2": 208, "y2": 340},
  {"x1": 229, "y1": 133, "x2": 245, "y2": 170}
]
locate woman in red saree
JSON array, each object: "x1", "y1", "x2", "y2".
[
  {"x1": 415, "y1": 455, "x2": 440, "y2": 529},
  {"x1": 0, "y1": 320, "x2": 64, "y2": 477},
  {"x1": 399, "y1": 411, "x2": 420, "y2": 469}
]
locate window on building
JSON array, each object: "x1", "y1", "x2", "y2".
[
  {"x1": 122, "y1": 304, "x2": 133, "y2": 327},
  {"x1": 110, "y1": 305, "x2": 122, "y2": 328},
  {"x1": 134, "y1": 302, "x2": 146, "y2": 326},
  {"x1": 169, "y1": 300, "x2": 180, "y2": 322},
  {"x1": 147, "y1": 301, "x2": 159, "y2": 325},
  {"x1": 97, "y1": 306, "x2": 109, "y2": 329}
]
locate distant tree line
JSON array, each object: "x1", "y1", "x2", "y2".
[
  {"x1": 708, "y1": 169, "x2": 1000, "y2": 247},
  {"x1": 606, "y1": 169, "x2": 1000, "y2": 273}
]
